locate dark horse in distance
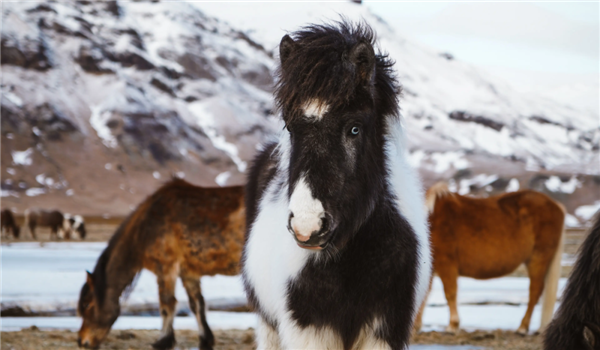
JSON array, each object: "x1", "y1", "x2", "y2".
[
  {"x1": 1, "y1": 209, "x2": 20, "y2": 238},
  {"x1": 242, "y1": 21, "x2": 431, "y2": 349},
  {"x1": 544, "y1": 211, "x2": 600, "y2": 350},
  {"x1": 24, "y1": 208, "x2": 66, "y2": 240},
  {"x1": 77, "y1": 179, "x2": 245, "y2": 350}
]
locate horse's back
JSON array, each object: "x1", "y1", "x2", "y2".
[
  {"x1": 431, "y1": 190, "x2": 563, "y2": 278},
  {"x1": 134, "y1": 179, "x2": 245, "y2": 276}
]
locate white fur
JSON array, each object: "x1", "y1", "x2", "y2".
[
  {"x1": 288, "y1": 175, "x2": 325, "y2": 240},
  {"x1": 244, "y1": 133, "x2": 314, "y2": 348},
  {"x1": 256, "y1": 318, "x2": 282, "y2": 350},
  {"x1": 302, "y1": 99, "x2": 329, "y2": 120},
  {"x1": 384, "y1": 118, "x2": 432, "y2": 320}
]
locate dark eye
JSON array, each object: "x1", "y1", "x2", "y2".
[{"x1": 350, "y1": 126, "x2": 360, "y2": 135}]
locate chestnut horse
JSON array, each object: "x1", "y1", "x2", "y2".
[
  {"x1": 417, "y1": 182, "x2": 564, "y2": 335},
  {"x1": 24, "y1": 208, "x2": 66, "y2": 240},
  {"x1": 544, "y1": 211, "x2": 600, "y2": 350},
  {"x1": 1, "y1": 209, "x2": 20, "y2": 238},
  {"x1": 77, "y1": 179, "x2": 244, "y2": 350}
]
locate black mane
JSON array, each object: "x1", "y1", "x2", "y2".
[{"x1": 275, "y1": 20, "x2": 400, "y2": 122}]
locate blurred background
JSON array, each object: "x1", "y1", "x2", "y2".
[
  {"x1": 2, "y1": 1, "x2": 598, "y2": 225},
  {"x1": 1, "y1": 1, "x2": 599, "y2": 347}
]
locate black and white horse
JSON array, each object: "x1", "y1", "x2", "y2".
[
  {"x1": 242, "y1": 21, "x2": 431, "y2": 349},
  {"x1": 64, "y1": 213, "x2": 87, "y2": 240},
  {"x1": 544, "y1": 211, "x2": 600, "y2": 350}
]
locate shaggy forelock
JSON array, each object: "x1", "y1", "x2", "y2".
[{"x1": 275, "y1": 20, "x2": 399, "y2": 122}]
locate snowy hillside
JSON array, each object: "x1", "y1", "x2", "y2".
[{"x1": 1, "y1": 1, "x2": 598, "y2": 217}]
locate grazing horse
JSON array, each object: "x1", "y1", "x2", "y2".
[
  {"x1": 419, "y1": 182, "x2": 564, "y2": 335},
  {"x1": 242, "y1": 21, "x2": 431, "y2": 349},
  {"x1": 544, "y1": 211, "x2": 600, "y2": 350},
  {"x1": 1, "y1": 209, "x2": 20, "y2": 238},
  {"x1": 64, "y1": 214, "x2": 87, "y2": 240},
  {"x1": 77, "y1": 179, "x2": 244, "y2": 350},
  {"x1": 24, "y1": 208, "x2": 66, "y2": 240}
]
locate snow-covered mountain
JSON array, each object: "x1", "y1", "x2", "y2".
[{"x1": 2, "y1": 1, "x2": 598, "y2": 221}]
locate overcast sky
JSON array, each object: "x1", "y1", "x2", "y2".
[{"x1": 364, "y1": 2, "x2": 599, "y2": 111}]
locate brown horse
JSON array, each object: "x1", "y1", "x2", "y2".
[
  {"x1": 24, "y1": 208, "x2": 66, "y2": 240},
  {"x1": 1, "y1": 209, "x2": 20, "y2": 238},
  {"x1": 417, "y1": 182, "x2": 564, "y2": 335},
  {"x1": 544, "y1": 211, "x2": 600, "y2": 350},
  {"x1": 77, "y1": 179, "x2": 245, "y2": 350}
]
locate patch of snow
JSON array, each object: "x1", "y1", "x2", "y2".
[
  {"x1": 564, "y1": 214, "x2": 580, "y2": 228},
  {"x1": 545, "y1": 176, "x2": 581, "y2": 194},
  {"x1": 35, "y1": 174, "x2": 46, "y2": 185},
  {"x1": 458, "y1": 174, "x2": 498, "y2": 195},
  {"x1": 575, "y1": 201, "x2": 600, "y2": 221},
  {"x1": 175, "y1": 171, "x2": 185, "y2": 179},
  {"x1": 1, "y1": 190, "x2": 19, "y2": 198},
  {"x1": 12, "y1": 148, "x2": 33, "y2": 166},
  {"x1": 6, "y1": 168, "x2": 16, "y2": 175},
  {"x1": 430, "y1": 152, "x2": 469, "y2": 173},
  {"x1": 32, "y1": 126, "x2": 41, "y2": 136},
  {"x1": 66, "y1": 189, "x2": 75, "y2": 196},
  {"x1": 105, "y1": 163, "x2": 112, "y2": 170},
  {"x1": 215, "y1": 171, "x2": 231, "y2": 187},
  {"x1": 25, "y1": 188, "x2": 46, "y2": 197},
  {"x1": 5, "y1": 179, "x2": 13, "y2": 185},
  {"x1": 2, "y1": 90, "x2": 23, "y2": 107},
  {"x1": 152, "y1": 171, "x2": 161, "y2": 179},
  {"x1": 6, "y1": 133, "x2": 13, "y2": 139},
  {"x1": 505, "y1": 178, "x2": 520, "y2": 192},
  {"x1": 188, "y1": 100, "x2": 248, "y2": 173},
  {"x1": 90, "y1": 104, "x2": 118, "y2": 148}
]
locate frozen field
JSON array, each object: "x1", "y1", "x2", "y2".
[{"x1": 1, "y1": 242, "x2": 566, "y2": 333}]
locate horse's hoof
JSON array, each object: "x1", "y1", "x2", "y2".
[
  {"x1": 444, "y1": 326, "x2": 459, "y2": 335},
  {"x1": 200, "y1": 335, "x2": 215, "y2": 350},
  {"x1": 152, "y1": 333, "x2": 176, "y2": 350},
  {"x1": 516, "y1": 328, "x2": 528, "y2": 336}
]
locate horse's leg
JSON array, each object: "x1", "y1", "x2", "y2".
[
  {"x1": 438, "y1": 265, "x2": 460, "y2": 334},
  {"x1": 181, "y1": 275, "x2": 214, "y2": 350},
  {"x1": 256, "y1": 317, "x2": 282, "y2": 349},
  {"x1": 518, "y1": 254, "x2": 551, "y2": 335},
  {"x1": 29, "y1": 224, "x2": 37, "y2": 240},
  {"x1": 152, "y1": 271, "x2": 178, "y2": 350}
]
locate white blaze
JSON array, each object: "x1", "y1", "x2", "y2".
[
  {"x1": 289, "y1": 176, "x2": 324, "y2": 240},
  {"x1": 303, "y1": 99, "x2": 329, "y2": 120}
]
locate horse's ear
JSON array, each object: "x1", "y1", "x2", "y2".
[
  {"x1": 584, "y1": 325, "x2": 597, "y2": 348},
  {"x1": 279, "y1": 35, "x2": 297, "y2": 66},
  {"x1": 86, "y1": 270, "x2": 94, "y2": 290},
  {"x1": 349, "y1": 41, "x2": 376, "y2": 86}
]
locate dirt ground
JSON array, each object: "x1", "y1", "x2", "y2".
[{"x1": 1, "y1": 327, "x2": 543, "y2": 350}]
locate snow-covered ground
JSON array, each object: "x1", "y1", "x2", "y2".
[{"x1": 1, "y1": 242, "x2": 566, "y2": 333}]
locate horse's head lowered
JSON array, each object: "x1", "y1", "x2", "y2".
[
  {"x1": 276, "y1": 21, "x2": 399, "y2": 252},
  {"x1": 77, "y1": 266, "x2": 119, "y2": 348}
]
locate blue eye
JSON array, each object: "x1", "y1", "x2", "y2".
[{"x1": 351, "y1": 126, "x2": 360, "y2": 135}]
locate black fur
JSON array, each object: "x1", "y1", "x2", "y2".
[
  {"x1": 544, "y1": 212, "x2": 600, "y2": 350},
  {"x1": 243, "y1": 20, "x2": 420, "y2": 349}
]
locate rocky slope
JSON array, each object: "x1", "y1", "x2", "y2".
[{"x1": 1, "y1": 1, "x2": 598, "y2": 223}]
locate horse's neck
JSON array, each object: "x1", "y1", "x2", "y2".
[{"x1": 101, "y1": 238, "x2": 142, "y2": 303}]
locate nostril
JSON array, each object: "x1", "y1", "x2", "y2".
[
  {"x1": 318, "y1": 213, "x2": 332, "y2": 236},
  {"x1": 77, "y1": 338, "x2": 82, "y2": 347},
  {"x1": 83, "y1": 340, "x2": 90, "y2": 348}
]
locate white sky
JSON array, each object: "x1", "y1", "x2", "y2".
[{"x1": 364, "y1": 2, "x2": 599, "y2": 112}]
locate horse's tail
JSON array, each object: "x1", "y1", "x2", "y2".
[
  {"x1": 425, "y1": 182, "x2": 451, "y2": 214},
  {"x1": 540, "y1": 202, "x2": 566, "y2": 330}
]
